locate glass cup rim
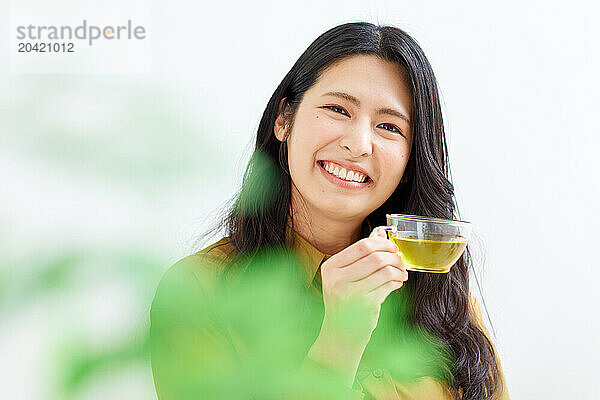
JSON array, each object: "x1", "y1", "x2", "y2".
[{"x1": 386, "y1": 213, "x2": 471, "y2": 225}]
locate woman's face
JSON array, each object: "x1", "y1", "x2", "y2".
[{"x1": 275, "y1": 54, "x2": 414, "y2": 224}]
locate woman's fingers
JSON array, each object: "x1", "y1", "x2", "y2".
[
  {"x1": 368, "y1": 280, "x2": 405, "y2": 304},
  {"x1": 351, "y1": 264, "x2": 408, "y2": 291},
  {"x1": 342, "y1": 251, "x2": 406, "y2": 282},
  {"x1": 344, "y1": 264, "x2": 408, "y2": 298},
  {"x1": 369, "y1": 226, "x2": 389, "y2": 239},
  {"x1": 325, "y1": 235, "x2": 398, "y2": 269}
]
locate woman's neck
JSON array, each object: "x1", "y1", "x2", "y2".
[{"x1": 290, "y1": 202, "x2": 364, "y2": 256}]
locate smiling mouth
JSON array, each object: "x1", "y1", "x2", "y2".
[{"x1": 317, "y1": 160, "x2": 372, "y2": 184}]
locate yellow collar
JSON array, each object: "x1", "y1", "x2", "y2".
[{"x1": 285, "y1": 224, "x2": 331, "y2": 287}]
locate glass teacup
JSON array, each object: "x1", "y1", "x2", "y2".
[{"x1": 383, "y1": 213, "x2": 472, "y2": 273}]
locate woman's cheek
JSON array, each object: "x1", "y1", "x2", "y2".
[
  {"x1": 382, "y1": 152, "x2": 408, "y2": 190},
  {"x1": 311, "y1": 112, "x2": 343, "y2": 140}
]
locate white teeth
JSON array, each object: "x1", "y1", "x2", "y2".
[{"x1": 321, "y1": 161, "x2": 367, "y2": 183}]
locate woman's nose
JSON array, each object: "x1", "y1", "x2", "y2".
[{"x1": 339, "y1": 120, "x2": 373, "y2": 158}]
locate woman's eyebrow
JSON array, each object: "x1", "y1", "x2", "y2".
[{"x1": 321, "y1": 91, "x2": 411, "y2": 123}]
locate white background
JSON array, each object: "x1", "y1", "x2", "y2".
[{"x1": 1, "y1": 0, "x2": 599, "y2": 399}]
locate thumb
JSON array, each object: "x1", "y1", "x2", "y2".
[{"x1": 369, "y1": 226, "x2": 389, "y2": 239}]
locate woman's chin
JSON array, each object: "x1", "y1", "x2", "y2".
[{"x1": 316, "y1": 200, "x2": 369, "y2": 221}]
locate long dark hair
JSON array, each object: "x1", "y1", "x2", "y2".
[{"x1": 196, "y1": 22, "x2": 503, "y2": 400}]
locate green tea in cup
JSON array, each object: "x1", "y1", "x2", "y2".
[{"x1": 383, "y1": 214, "x2": 471, "y2": 273}]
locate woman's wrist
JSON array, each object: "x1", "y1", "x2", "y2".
[
  {"x1": 320, "y1": 314, "x2": 373, "y2": 349},
  {"x1": 306, "y1": 323, "x2": 370, "y2": 388}
]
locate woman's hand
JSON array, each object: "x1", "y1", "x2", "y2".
[{"x1": 319, "y1": 226, "x2": 408, "y2": 346}]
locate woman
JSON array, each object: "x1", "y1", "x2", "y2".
[{"x1": 150, "y1": 22, "x2": 509, "y2": 400}]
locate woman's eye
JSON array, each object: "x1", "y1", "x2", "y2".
[
  {"x1": 378, "y1": 123, "x2": 403, "y2": 135},
  {"x1": 323, "y1": 106, "x2": 404, "y2": 137},
  {"x1": 324, "y1": 105, "x2": 349, "y2": 116}
]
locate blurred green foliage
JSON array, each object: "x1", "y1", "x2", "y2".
[
  {"x1": 149, "y1": 247, "x2": 452, "y2": 399},
  {"x1": 0, "y1": 76, "x2": 230, "y2": 399}
]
